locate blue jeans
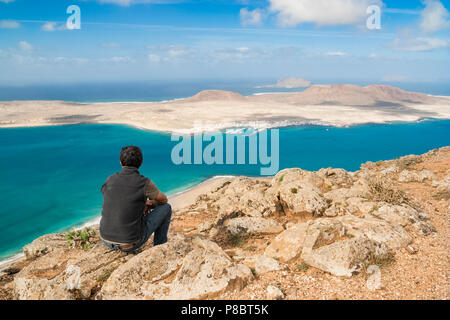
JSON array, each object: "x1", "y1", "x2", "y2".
[{"x1": 103, "y1": 203, "x2": 172, "y2": 252}]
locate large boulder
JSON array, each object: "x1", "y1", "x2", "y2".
[
  {"x1": 14, "y1": 242, "x2": 131, "y2": 300},
  {"x1": 264, "y1": 223, "x2": 308, "y2": 263},
  {"x1": 398, "y1": 170, "x2": 436, "y2": 183},
  {"x1": 301, "y1": 236, "x2": 390, "y2": 277},
  {"x1": 201, "y1": 177, "x2": 278, "y2": 218},
  {"x1": 371, "y1": 204, "x2": 429, "y2": 227},
  {"x1": 242, "y1": 255, "x2": 284, "y2": 275},
  {"x1": 226, "y1": 217, "x2": 284, "y2": 236},
  {"x1": 264, "y1": 218, "x2": 345, "y2": 263},
  {"x1": 98, "y1": 235, "x2": 253, "y2": 300},
  {"x1": 271, "y1": 168, "x2": 324, "y2": 189},
  {"x1": 23, "y1": 233, "x2": 74, "y2": 260},
  {"x1": 275, "y1": 181, "x2": 329, "y2": 216},
  {"x1": 337, "y1": 215, "x2": 412, "y2": 250},
  {"x1": 316, "y1": 168, "x2": 354, "y2": 189}
]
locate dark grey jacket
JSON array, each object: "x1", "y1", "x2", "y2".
[{"x1": 100, "y1": 166, "x2": 148, "y2": 243}]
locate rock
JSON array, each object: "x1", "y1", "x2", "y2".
[
  {"x1": 23, "y1": 233, "x2": 68, "y2": 260},
  {"x1": 272, "y1": 168, "x2": 324, "y2": 189},
  {"x1": 98, "y1": 236, "x2": 254, "y2": 300},
  {"x1": 317, "y1": 168, "x2": 354, "y2": 189},
  {"x1": 398, "y1": 170, "x2": 436, "y2": 183},
  {"x1": 372, "y1": 204, "x2": 419, "y2": 227},
  {"x1": 380, "y1": 165, "x2": 400, "y2": 176},
  {"x1": 371, "y1": 204, "x2": 436, "y2": 234},
  {"x1": 301, "y1": 219, "x2": 346, "y2": 255},
  {"x1": 413, "y1": 221, "x2": 436, "y2": 236},
  {"x1": 264, "y1": 223, "x2": 308, "y2": 263},
  {"x1": 406, "y1": 245, "x2": 417, "y2": 254},
  {"x1": 14, "y1": 241, "x2": 131, "y2": 300},
  {"x1": 301, "y1": 236, "x2": 390, "y2": 277},
  {"x1": 198, "y1": 221, "x2": 213, "y2": 233},
  {"x1": 264, "y1": 218, "x2": 345, "y2": 263},
  {"x1": 199, "y1": 177, "x2": 278, "y2": 218},
  {"x1": 266, "y1": 285, "x2": 284, "y2": 300},
  {"x1": 345, "y1": 197, "x2": 379, "y2": 215},
  {"x1": 323, "y1": 203, "x2": 347, "y2": 217},
  {"x1": 209, "y1": 227, "x2": 219, "y2": 238},
  {"x1": 276, "y1": 181, "x2": 329, "y2": 216},
  {"x1": 226, "y1": 217, "x2": 284, "y2": 236},
  {"x1": 337, "y1": 215, "x2": 412, "y2": 250},
  {"x1": 243, "y1": 255, "x2": 283, "y2": 275}
]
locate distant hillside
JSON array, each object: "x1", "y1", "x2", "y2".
[
  {"x1": 185, "y1": 90, "x2": 246, "y2": 102},
  {"x1": 249, "y1": 84, "x2": 444, "y2": 107}
]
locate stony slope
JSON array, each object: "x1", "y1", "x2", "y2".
[{"x1": 0, "y1": 147, "x2": 449, "y2": 300}]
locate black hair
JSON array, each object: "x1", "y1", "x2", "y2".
[{"x1": 120, "y1": 146, "x2": 143, "y2": 168}]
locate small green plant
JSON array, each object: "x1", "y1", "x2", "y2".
[
  {"x1": 245, "y1": 246, "x2": 257, "y2": 252},
  {"x1": 290, "y1": 188, "x2": 298, "y2": 194},
  {"x1": 97, "y1": 268, "x2": 114, "y2": 283},
  {"x1": 229, "y1": 231, "x2": 249, "y2": 248},
  {"x1": 65, "y1": 227, "x2": 97, "y2": 250},
  {"x1": 296, "y1": 262, "x2": 309, "y2": 272},
  {"x1": 327, "y1": 184, "x2": 332, "y2": 189},
  {"x1": 279, "y1": 174, "x2": 286, "y2": 182}
]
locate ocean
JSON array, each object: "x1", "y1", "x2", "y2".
[
  {"x1": 0, "y1": 80, "x2": 449, "y2": 102},
  {"x1": 0, "y1": 119, "x2": 449, "y2": 262}
]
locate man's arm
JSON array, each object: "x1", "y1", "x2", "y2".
[{"x1": 145, "y1": 179, "x2": 168, "y2": 209}]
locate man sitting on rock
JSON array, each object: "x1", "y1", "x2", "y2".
[{"x1": 100, "y1": 146, "x2": 172, "y2": 252}]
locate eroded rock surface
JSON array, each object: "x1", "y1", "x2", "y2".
[{"x1": 98, "y1": 235, "x2": 253, "y2": 300}]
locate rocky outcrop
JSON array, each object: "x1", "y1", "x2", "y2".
[
  {"x1": 264, "y1": 218, "x2": 345, "y2": 263},
  {"x1": 2, "y1": 147, "x2": 448, "y2": 300},
  {"x1": 301, "y1": 236, "x2": 389, "y2": 277},
  {"x1": 14, "y1": 241, "x2": 131, "y2": 300},
  {"x1": 226, "y1": 217, "x2": 284, "y2": 236},
  {"x1": 98, "y1": 235, "x2": 253, "y2": 300}
]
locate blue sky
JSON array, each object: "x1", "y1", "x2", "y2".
[{"x1": 0, "y1": 0, "x2": 449, "y2": 85}]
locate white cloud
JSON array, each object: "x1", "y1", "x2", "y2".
[
  {"x1": 101, "y1": 42, "x2": 121, "y2": 48},
  {"x1": 93, "y1": 0, "x2": 172, "y2": 6},
  {"x1": 0, "y1": 20, "x2": 20, "y2": 29},
  {"x1": 240, "y1": 8, "x2": 266, "y2": 26},
  {"x1": 41, "y1": 22, "x2": 67, "y2": 32},
  {"x1": 18, "y1": 41, "x2": 33, "y2": 52},
  {"x1": 391, "y1": 37, "x2": 449, "y2": 51},
  {"x1": 268, "y1": 0, "x2": 383, "y2": 27},
  {"x1": 99, "y1": 56, "x2": 133, "y2": 63},
  {"x1": 420, "y1": 0, "x2": 450, "y2": 33},
  {"x1": 148, "y1": 54, "x2": 161, "y2": 63},
  {"x1": 326, "y1": 51, "x2": 347, "y2": 56}
]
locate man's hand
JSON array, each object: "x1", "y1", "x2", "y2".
[
  {"x1": 144, "y1": 192, "x2": 168, "y2": 215},
  {"x1": 144, "y1": 199, "x2": 157, "y2": 215}
]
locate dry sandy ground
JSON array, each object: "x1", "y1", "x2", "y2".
[{"x1": 1, "y1": 85, "x2": 449, "y2": 133}]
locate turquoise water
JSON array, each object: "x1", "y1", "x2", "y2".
[{"x1": 0, "y1": 120, "x2": 449, "y2": 260}]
